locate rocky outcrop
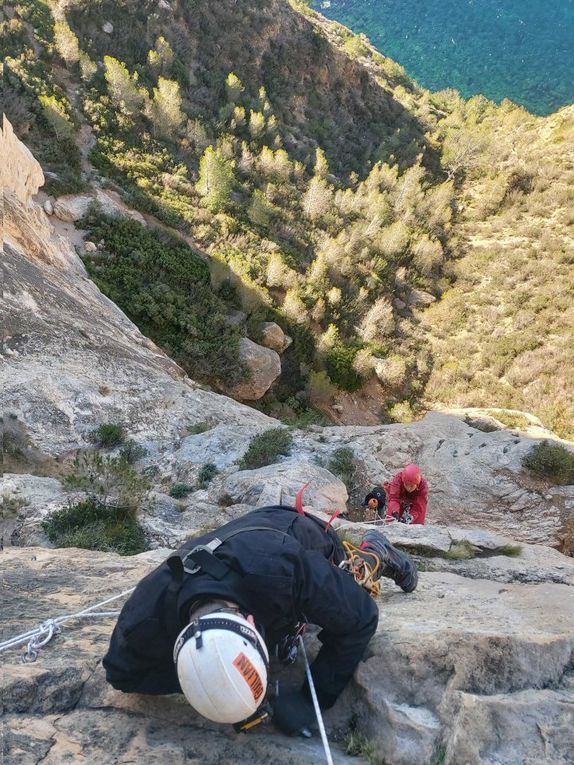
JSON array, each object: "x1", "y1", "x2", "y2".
[
  {"x1": 1, "y1": 119, "x2": 276, "y2": 461},
  {"x1": 210, "y1": 460, "x2": 348, "y2": 510},
  {"x1": 1, "y1": 117, "x2": 79, "y2": 271},
  {"x1": 293, "y1": 414, "x2": 574, "y2": 548},
  {"x1": 2, "y1": 534, "x2": 573, "y2": 765},
  {"x1": 227, "y1": 337, "x2": 282, "y2": 400},
  {"x1": 53, "y1": 189, "x2": 146, "y2": 224}
]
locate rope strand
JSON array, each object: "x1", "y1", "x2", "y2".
[
  {"x1": 0, "y1": 588, "x2": 135, "y2": 662},
  {"x1": 298, "y1": 636, "x2": 334, "y2": 765}
]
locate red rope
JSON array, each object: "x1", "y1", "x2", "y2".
[
  {"x1": 295, "y1": 482, "x2": 309, "y2": 515},
  {"x1": 324, "y1": 509, "x2": 342, "y2": 533}
]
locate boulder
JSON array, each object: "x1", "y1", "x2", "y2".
[
  {"x1": 226, "y1": 309, "x2": 247, "y2": 328},
  {"x1": 228, "y1": 337, "x2": 281, "y2": 400},
  {"x1": 53, "y1": 190, "x2": 146, "y2": 224},
  {"x1": 43, "y1": 199, "x2": 53, "y2": 215},
  {"x1": 260, "y1": 322, "x2": 292, "y2": 353},
  {"x1": 165, "y1": 423, "x2": 265, "y2": 471},
  {"x1": 211, "y1": 459, "x2": 348, "y2": 510},
  {"x1": 84, "y1": 241, "x2": 98, "y2": 253},
  {"x1": 53, "y1": 194, "x2": 92, "y2": 222},
  {"x1": 0, "y1": 474, "x2": 66, "y2": 547},
  {"x1": 102, "y1": 21, "x2": 113, "y2": 33},
  {"x1": 407, "y1": 288, "x2": 436, "y2": 307}
]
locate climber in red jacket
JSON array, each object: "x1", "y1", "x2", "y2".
[{"x1": 386, "y1": 464, "x2": 428, "y2": 525}]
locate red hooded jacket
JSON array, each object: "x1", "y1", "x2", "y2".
[{"x1": 386, "y1": 470, "x2": 429, "y2": 524}]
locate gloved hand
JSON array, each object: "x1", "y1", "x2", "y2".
[
  {"x1": 272, "y1": 690, "x2": 315, "y2": 736},
  {"x1": 360, "y1": 530, "x2": 418, "y2": 593}
]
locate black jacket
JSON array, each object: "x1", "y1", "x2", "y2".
[{"x1": 103, "y1": 505, "x2": 378, "y2": 709}]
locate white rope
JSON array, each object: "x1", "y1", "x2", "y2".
[
  {"x1": 298, "y1": 636, "x2": 334, "y2": 765},
  {"x1": 0, "y1": 588, "x2": 135, "y2": 662}
]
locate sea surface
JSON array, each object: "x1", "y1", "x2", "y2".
[{"x1": 313, "y1": 0, "x2": 574, "y2": 115}]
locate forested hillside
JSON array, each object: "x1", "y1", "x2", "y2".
[{"x1": 2, "y1": 0, "x2": 573, "y2": 437}]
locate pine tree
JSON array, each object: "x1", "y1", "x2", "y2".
[
  {"x1": 226, "y1": 72, "x2": 244, "y2": 103},
  {"x1": 148, "y1": 36, "x2": 175, "y2": 77},
  {"x1": 247, "y1": 189, "x2": 274, "y2": 227},
  {"x1": 39, "y1": 95, "x2": 73, "y2": 138},
  {"x1": 314, "y1": 147, "x2": 329, "y2": 179},
  {"x1": 54, "y1": 21, "x2": 80, "y2": 67},
  {"x1": 103, "y1": 56, "x2": 144, "y2": 116},
  {"x1": 196, "y1": 146, "x2": 236, "y2": 212},
  {"x1": 149, "y1": 78, "x2": 184, "y2": 139},
  {"x1": 302, "y1": 177, "x2": 332, "y2": 220}
]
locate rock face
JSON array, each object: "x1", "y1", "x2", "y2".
[
  {"x1": 293, "y1": 414, "x2": 574, "y2": 549},
  {"x1": 2, "y1": 536, "x2": 573, "y2": 765},
  {"x1": 227, "y1": 337, "x2": 282, "y2": 400},
  {"x1": 1, "y1": 120, "x2": 276, "y2": 461},
  {"x1": 0, "y1": 117, "x2": 79, "y2": 271}
]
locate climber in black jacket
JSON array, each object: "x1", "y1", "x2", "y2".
[{"x1": 103, "y1": 504, "x2": 417, "y2": 735}]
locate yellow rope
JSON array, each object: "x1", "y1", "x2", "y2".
[{"x1": 340, "y1": 541, "x2": 382, "y2": 596}]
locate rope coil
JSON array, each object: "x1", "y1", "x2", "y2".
[{"x1": 339, "y1": 541, "x2": 382, "y2": 596}]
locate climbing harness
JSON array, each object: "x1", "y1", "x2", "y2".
[
  {"x1": 339, "y1": 541, "x2": 382, "y2": 596},
  {"x1": 299, "y1": 635, "x2": 334, "y2": 765},
  {"x1": 0, "y1": 588, "x2": 135, "y2": 663}
]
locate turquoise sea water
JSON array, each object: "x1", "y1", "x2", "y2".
[{"x1": 313, "y1": 0, "x2": 574, "y2": 115}]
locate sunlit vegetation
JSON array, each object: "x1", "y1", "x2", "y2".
[{"x1": 3, "y1": 0, "x2": 573, "y2": 434}]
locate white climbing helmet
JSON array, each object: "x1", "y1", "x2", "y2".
[{"x1": 173, "y1": 611, "x2": 269, "y2": 723}]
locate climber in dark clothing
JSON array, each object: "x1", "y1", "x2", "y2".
[
  {"x1": 103, "y1": 505, "x2": 417, "y2": 735},
  {"x1": 363, "y1": 486, "x2": 387, "y2": 518}
]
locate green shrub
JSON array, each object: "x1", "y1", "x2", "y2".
[
  {"x1": 119, "y1": 440, "x2": 148, "y2": 464},
  {"x1": 81, "y1": 214, "x2": 245, "y2": 386},
  {"x1": 388, "y1": 401, "x2": 416, "y2": 423},
  {"x1": 343, "y1": 730, "x2": 384, "y2": 764},
  {"x1": 522, "y1": 440, "x2": 574, "y2": 485},
  {"x1": 198, "y1": 463, "x2": 218, "y2": 488},
  {"x1": 444, "y1": 541, "x2": 477, "y2": 560},
  {"x1": 42, "y1": 498, "x2": 147, "y2": 555},
  {"x1": 170, "y1": 483, "x2": 194, "y2": 499},
  {"x1": 325, "y1": 343, "x2": 364, "y2": 392},
  {"x1": 91, "y1": 423, "x2": 125, "y2": 448},
  {"x1": 328, "y1": 447, "x2": 356, "y2": 493},
  {"x1": 1, "y1": 493, "x2": 27, "y2": 516},
  {"x1": 63, "y1": 452, "x2": 149, "y2": 510},
  {"x1": 490, "y1": 411, "x2": 530, "y2": 430},
  {"x1": 497, "y1": 544, "x2": 523, "y2": 557},
  {"x1": 239, "y1": 428, "x2": 292, "y2": 470}
]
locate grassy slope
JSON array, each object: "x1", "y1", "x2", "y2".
[{"x1": 422, "y1": 100, "x2": 574, "y2": 438}]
